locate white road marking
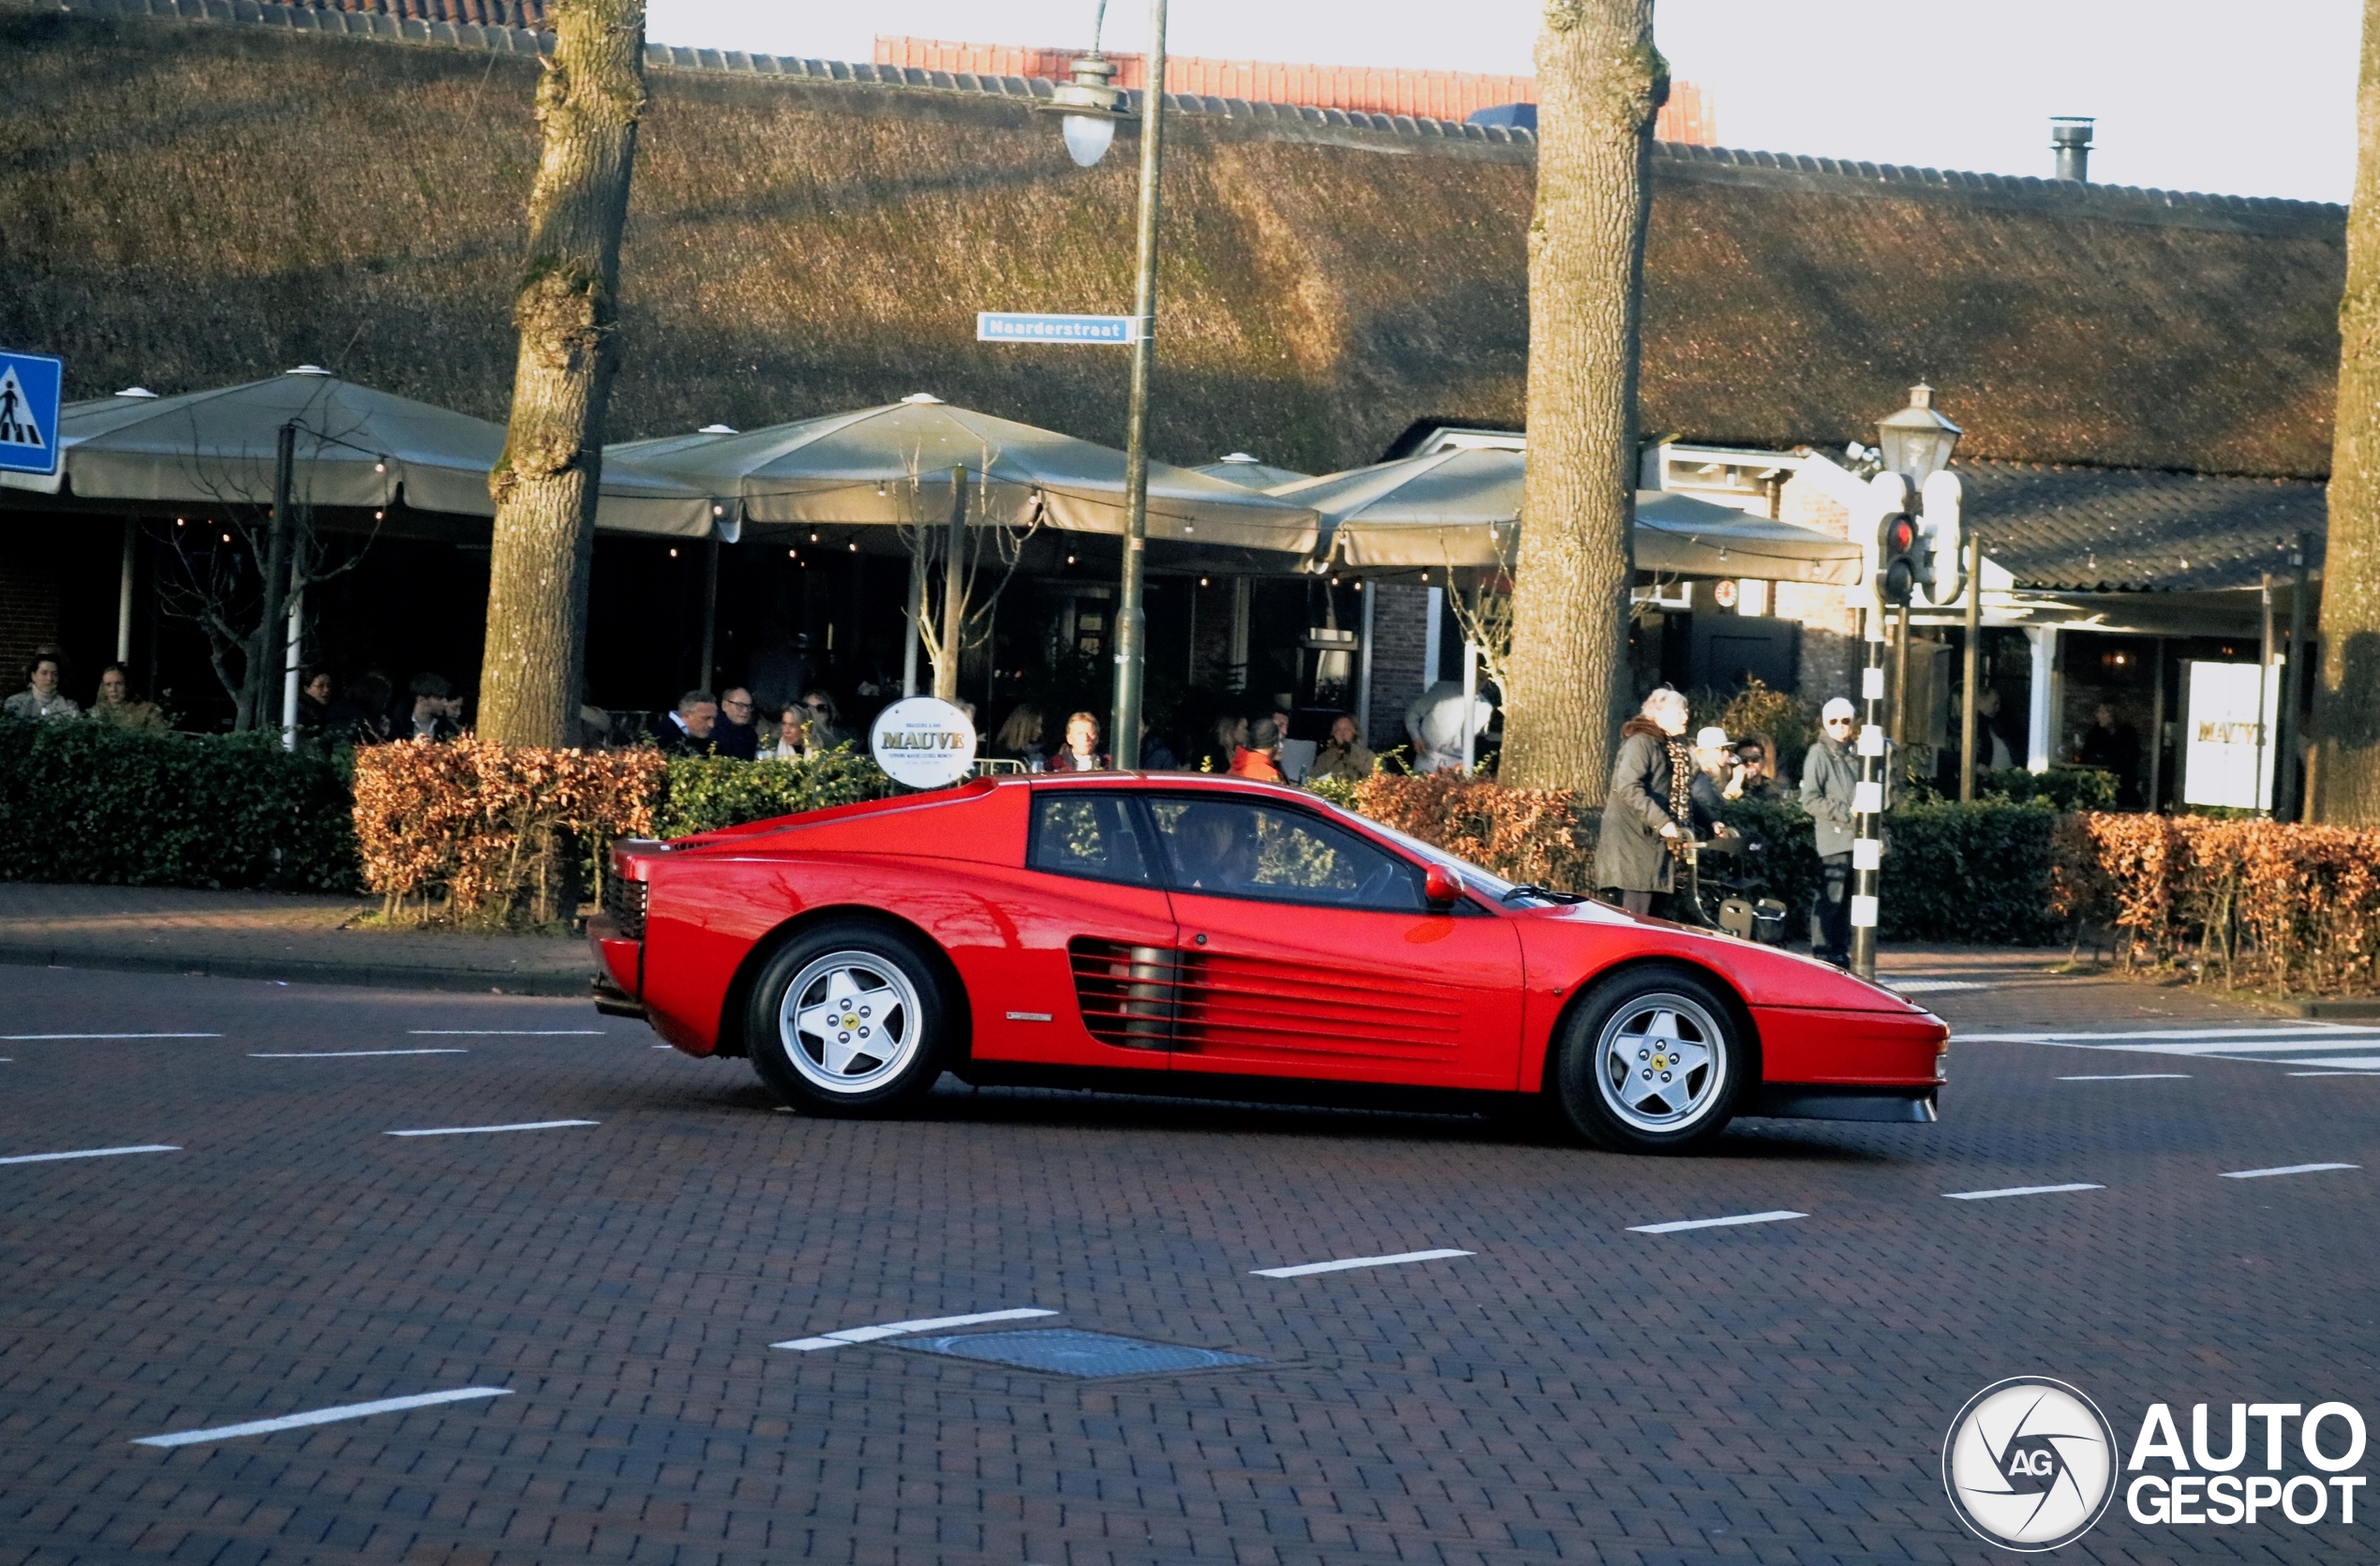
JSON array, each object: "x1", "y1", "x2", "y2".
[
  {"x1": 0, "y1": 1032, "x2": 222, "y2": 1040},
  {"x1": 384, "y1": 1120, "x2": 598, "y2": 1137},
  {"x1": 0, "y1": 1144, "x2": 178, "y2": 1167},
  {"x1": 2059, "y1": 1073, "x2": 2191, "y2": 1081},
  {"x1": 2220, "y1": 1162, "x2": 2359, "y2": 1180},
  {"x1": 1959, "y1": 1024, "x2": 2379, "y2": 1043},
  {"x1": 1251, "y1": 1247, "x2": 1474, "y2": 1279},
  {"x1": 1884, "y1": 979, "x2": 1987, "y2": 993},
  {"x1": 2290, "y1": 1070, "x2": 2380, "y2": 1078},
  {"x1": 405, "y1": 1030, "x2": 605, "y2": 1037},
  {"x1": 1944, "y1": 1183, "x2": 2104, "y2": 1201},
  {"x1": 1959, "y1": 1023, "x2": 2380, "y2": 1070},
  {"x1": 774, "y1": 1306, "x2": 1056, "y2": 1351},
  {"x1": 131, "y1": 1387, "x2": 512, "y2": 1447},
  {"x1": 1629, "y1": 1210, "x2": 1806, "y2": 1234},
  {"x1": 250, "y1": 1049, "x2": 469, "y2": 1058}
]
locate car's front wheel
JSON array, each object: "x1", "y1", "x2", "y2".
[
  {"x1": 1552, "y1": 965, "x2": 1748, "y2": 1154},
  {"x1": 748, "y1": 923, "x2": 953, "y2": 1115}
]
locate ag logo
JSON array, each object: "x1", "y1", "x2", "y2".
[{"x1": 1943, "y1": 1378, "x2": 2118, "y2": 1550}]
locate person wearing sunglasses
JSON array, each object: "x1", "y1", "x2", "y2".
[
  {"x1": 1799, "y1": 695, "x2": 1882, "y2": 966},
  {"x1": 712, "y1": 687, "x2": 760, "y2": 760}
]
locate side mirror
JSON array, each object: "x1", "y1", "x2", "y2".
[{"x1": 1423, "y1": 863, "x2": 1463, "y2": 909}]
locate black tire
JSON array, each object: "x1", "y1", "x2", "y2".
[
  {"x1": 1551, "y1": 964, "x2": 1750, "y2": 1154},
  {"x1": 746, "y1": 922, "x2": 956, "y2": 1116}
]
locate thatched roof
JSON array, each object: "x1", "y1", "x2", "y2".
[
  {"x1": 0, "y1": 3, "x2": 2345, "y2": 486},
  {"x1": 1955, "y1": 459, "x2": 2324, "y2": 593}
]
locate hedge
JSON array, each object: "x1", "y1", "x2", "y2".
[
  {"x1": 1325, "y1": 772, "x2": 2067, "y2": 944},
  {"x1": 0, "y1": 720, "x2": 360, "y2": 890},
  {"x1": 349, "y1": 745, "x2": 894, "y2": 927},
  {"x1": 2053, "y1": 813, "x2": 2380, "y2": 996},
  {"x1": 656, "y1": 746, "x2": 892, "y2": 839}
]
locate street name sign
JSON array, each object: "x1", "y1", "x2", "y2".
[
  {"x1": 977, "y1": 312, "x2": 1138, "y2": 345},
  {"x1": 0, "y1": 349, "x2": 63, "y2": 477}
]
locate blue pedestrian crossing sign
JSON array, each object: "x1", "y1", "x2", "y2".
[{"x1": 0, "y1": 350, "x2": 63, "y2": 477}]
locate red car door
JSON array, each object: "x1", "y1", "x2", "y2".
[
  {"x1": 968, "y1": 784, "x2": 1180, "y2": 1072},
  {"x1": 1145, "y1": 793, "x2": 1525, "y2": 1091}
]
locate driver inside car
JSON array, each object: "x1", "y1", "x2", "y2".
[{"x1": 1169, "y1": 804, "x2": 1262, "y2": 892}]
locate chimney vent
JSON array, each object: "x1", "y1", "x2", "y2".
[{"x1": 2051, "y1": 116, "x2": 2093, "y2": 183}]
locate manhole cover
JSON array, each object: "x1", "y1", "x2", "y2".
[{"x1": 897, "y1": 1328, "x2": 1262, "y2": 1379}]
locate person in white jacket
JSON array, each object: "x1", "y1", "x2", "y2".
[{"x1": 1403, "y1": 679, "x2": 1494, "y2": 772}]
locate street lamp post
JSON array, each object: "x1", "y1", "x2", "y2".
[
  {"x1": 1852, "y1": 384, "x2": 1964, "y2": 979},
  {"x1": 1044, "y1": 0, "x2": 1167, "y2": 768}
]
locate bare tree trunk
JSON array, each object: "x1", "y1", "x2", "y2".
[
  {"x1": 477, "y1": 0, "x2": 647, "y2": 747},
  {"x1": 2317, "y1": 0, "x2": 2380, "y2": 824},
  {"x1": 1497, "y1": 0, "x2": 1664, "y2": 796}
]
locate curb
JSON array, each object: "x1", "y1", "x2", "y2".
[
  {"x1": 2295, "y1": 998, "x2": 2380, "y2": 1020},
  {"x1": 0, "y1": 944, "x2": 594, "y2": 997}
]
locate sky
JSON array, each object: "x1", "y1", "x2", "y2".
[{"x1": 647, "y1": 1, "x2": 2363, "y2": 203}]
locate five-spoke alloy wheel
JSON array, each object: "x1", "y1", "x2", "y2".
[
  {"x1": 1553, "y1": 965, "x2": 1748, "y2": 1153},
  {"x1": 748, "y1": 923, "x2": 954, "y2": 1115}
]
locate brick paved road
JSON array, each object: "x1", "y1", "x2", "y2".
[{"x1": 2, "y1": 959, "x2": 2373, "y2": 1564}]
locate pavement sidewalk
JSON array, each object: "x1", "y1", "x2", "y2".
[{"x1": 0, "y1": 881, "x2": 593, "y2": 995}]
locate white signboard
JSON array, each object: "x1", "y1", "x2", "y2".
[
  {"x1": 870, "y1": 697, "x2": 978, "y2": 790},
  {"x1": 2181, "y1": 660, "x2": 2282, "y2": 811}
]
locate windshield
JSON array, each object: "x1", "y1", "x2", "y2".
[{"x1": 1311, "y1": 800, "x2": 1536, "y2": 902}]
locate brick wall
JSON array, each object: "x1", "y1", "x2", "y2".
[
  {"x1": 1363, "y1": 583, "x2": 1433, "y2": 750},
  {"x1": 1775, "y1": 473, "x2": 1861, "y2": 702},
  {"x1": 0, "y1": 545, "x2": 64, "y2": 700},
  {"x1": 873, "y1": 36, "x2": 1715, "y2": 142}
]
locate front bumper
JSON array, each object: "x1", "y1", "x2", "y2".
[{"x1": 1748, "y1": 1084, "x2": 1939, "y2": 1123}]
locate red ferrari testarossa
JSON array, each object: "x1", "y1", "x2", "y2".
[{"x1": 590, "y1": 773, "x2": 1946, "y2": 1152}]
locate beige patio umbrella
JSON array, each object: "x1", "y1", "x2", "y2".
[
  {"x1": 1274, "y1": 446, "x2": 1863, "y2": 584},
  {"x1": 0, "y1": 367, "x2": 716, "y2": 534},
  {"x1": 607, "y1": 395, "x2": 1319, "y2": 554}
]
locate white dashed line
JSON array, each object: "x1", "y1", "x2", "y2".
[
  {"x1": 2058, "y1": 1073, "x2": 2191, "y2": 1081},
  {"x1": 132, "y1": 1387, "x2": 512, "y2": 1447},
  {"x1": 2220, "y1": 1162, "x2": 2360, "y2": 1180},
  {"x1": 2290, "y1": 1070, "x2": 2380, "y2": 1078},
  {"x1": 405, "y1": 1030, "x2": 605, "y2": 1037},
  {"x1": 1944, "y1": 1183, "x2": 2104, "y2": 1201},
  {"x1": 2273, "y1": 1056, "x2": 2380, "y2": 1071},
  {"x1": 0, "y1": 1033, "x2": 221, "y2": 1041},
  {"x1": 775, "y1": 1307, "x2": 1056, "y2": 1351},
  {"x1": 250, "y1": 1050, "x2": 469, "y2": 1058},
  {"x1": 384, "y1": 1120, "x2": 598, "y2": 1137},
  {"x1": 1251, "y1": 1248, "x2": 1474, "y2": 1278},
  {"x1": 1629, "y1": 1211, "x2": 1806, "y2": 1234},
  {"x1": 0, "y1": 1144, "x2": 179, "y2": 1167}
]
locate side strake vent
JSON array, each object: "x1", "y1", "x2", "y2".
[
  {"x1": 602, "y1": 873, "x2": 647, "y2": 939},
  {"x1": 1067, "y1": 938, "x2": 1197, "y2": 1050}
]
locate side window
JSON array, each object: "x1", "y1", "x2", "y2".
[
  {"x1": 1147, "y1": 798, "x2": 1425, "y2": 911},
  {"x1": 1029, "y1": 792, "x2": 1155, "y2": 887}
]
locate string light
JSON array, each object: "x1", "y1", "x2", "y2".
[
  {"x1": 848, "y1": 541, "x2": 858, "y2": 552},
  {"x1": 1198, "y1": 576, "x2": 1209, "y2": 588},
  {"x1": 787, "y1": 548, "x2": 796, "y2": 559},
  {"x1": 669, "y1": 547, "x2": 678, "y2": 558}
]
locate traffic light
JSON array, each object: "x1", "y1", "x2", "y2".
[{"x1": 1877, "y1": 511, "x2": 1921, "y2": 605}]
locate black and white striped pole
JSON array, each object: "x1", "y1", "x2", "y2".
[{"x1": 1851, "y1": 613, "x2": 1886, "y2": 980}]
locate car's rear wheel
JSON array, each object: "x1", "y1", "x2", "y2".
[
  {"x1": 748, "y1": 923, "x2": 953, "y2": 1115},
  {"x1": 1552, "y1": 965, "x2": 1748, "y2": 1154}
]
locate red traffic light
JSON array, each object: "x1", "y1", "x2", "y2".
[{"x1": 1881, "y1": 515, "x2": 1919, "y2": 555}]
